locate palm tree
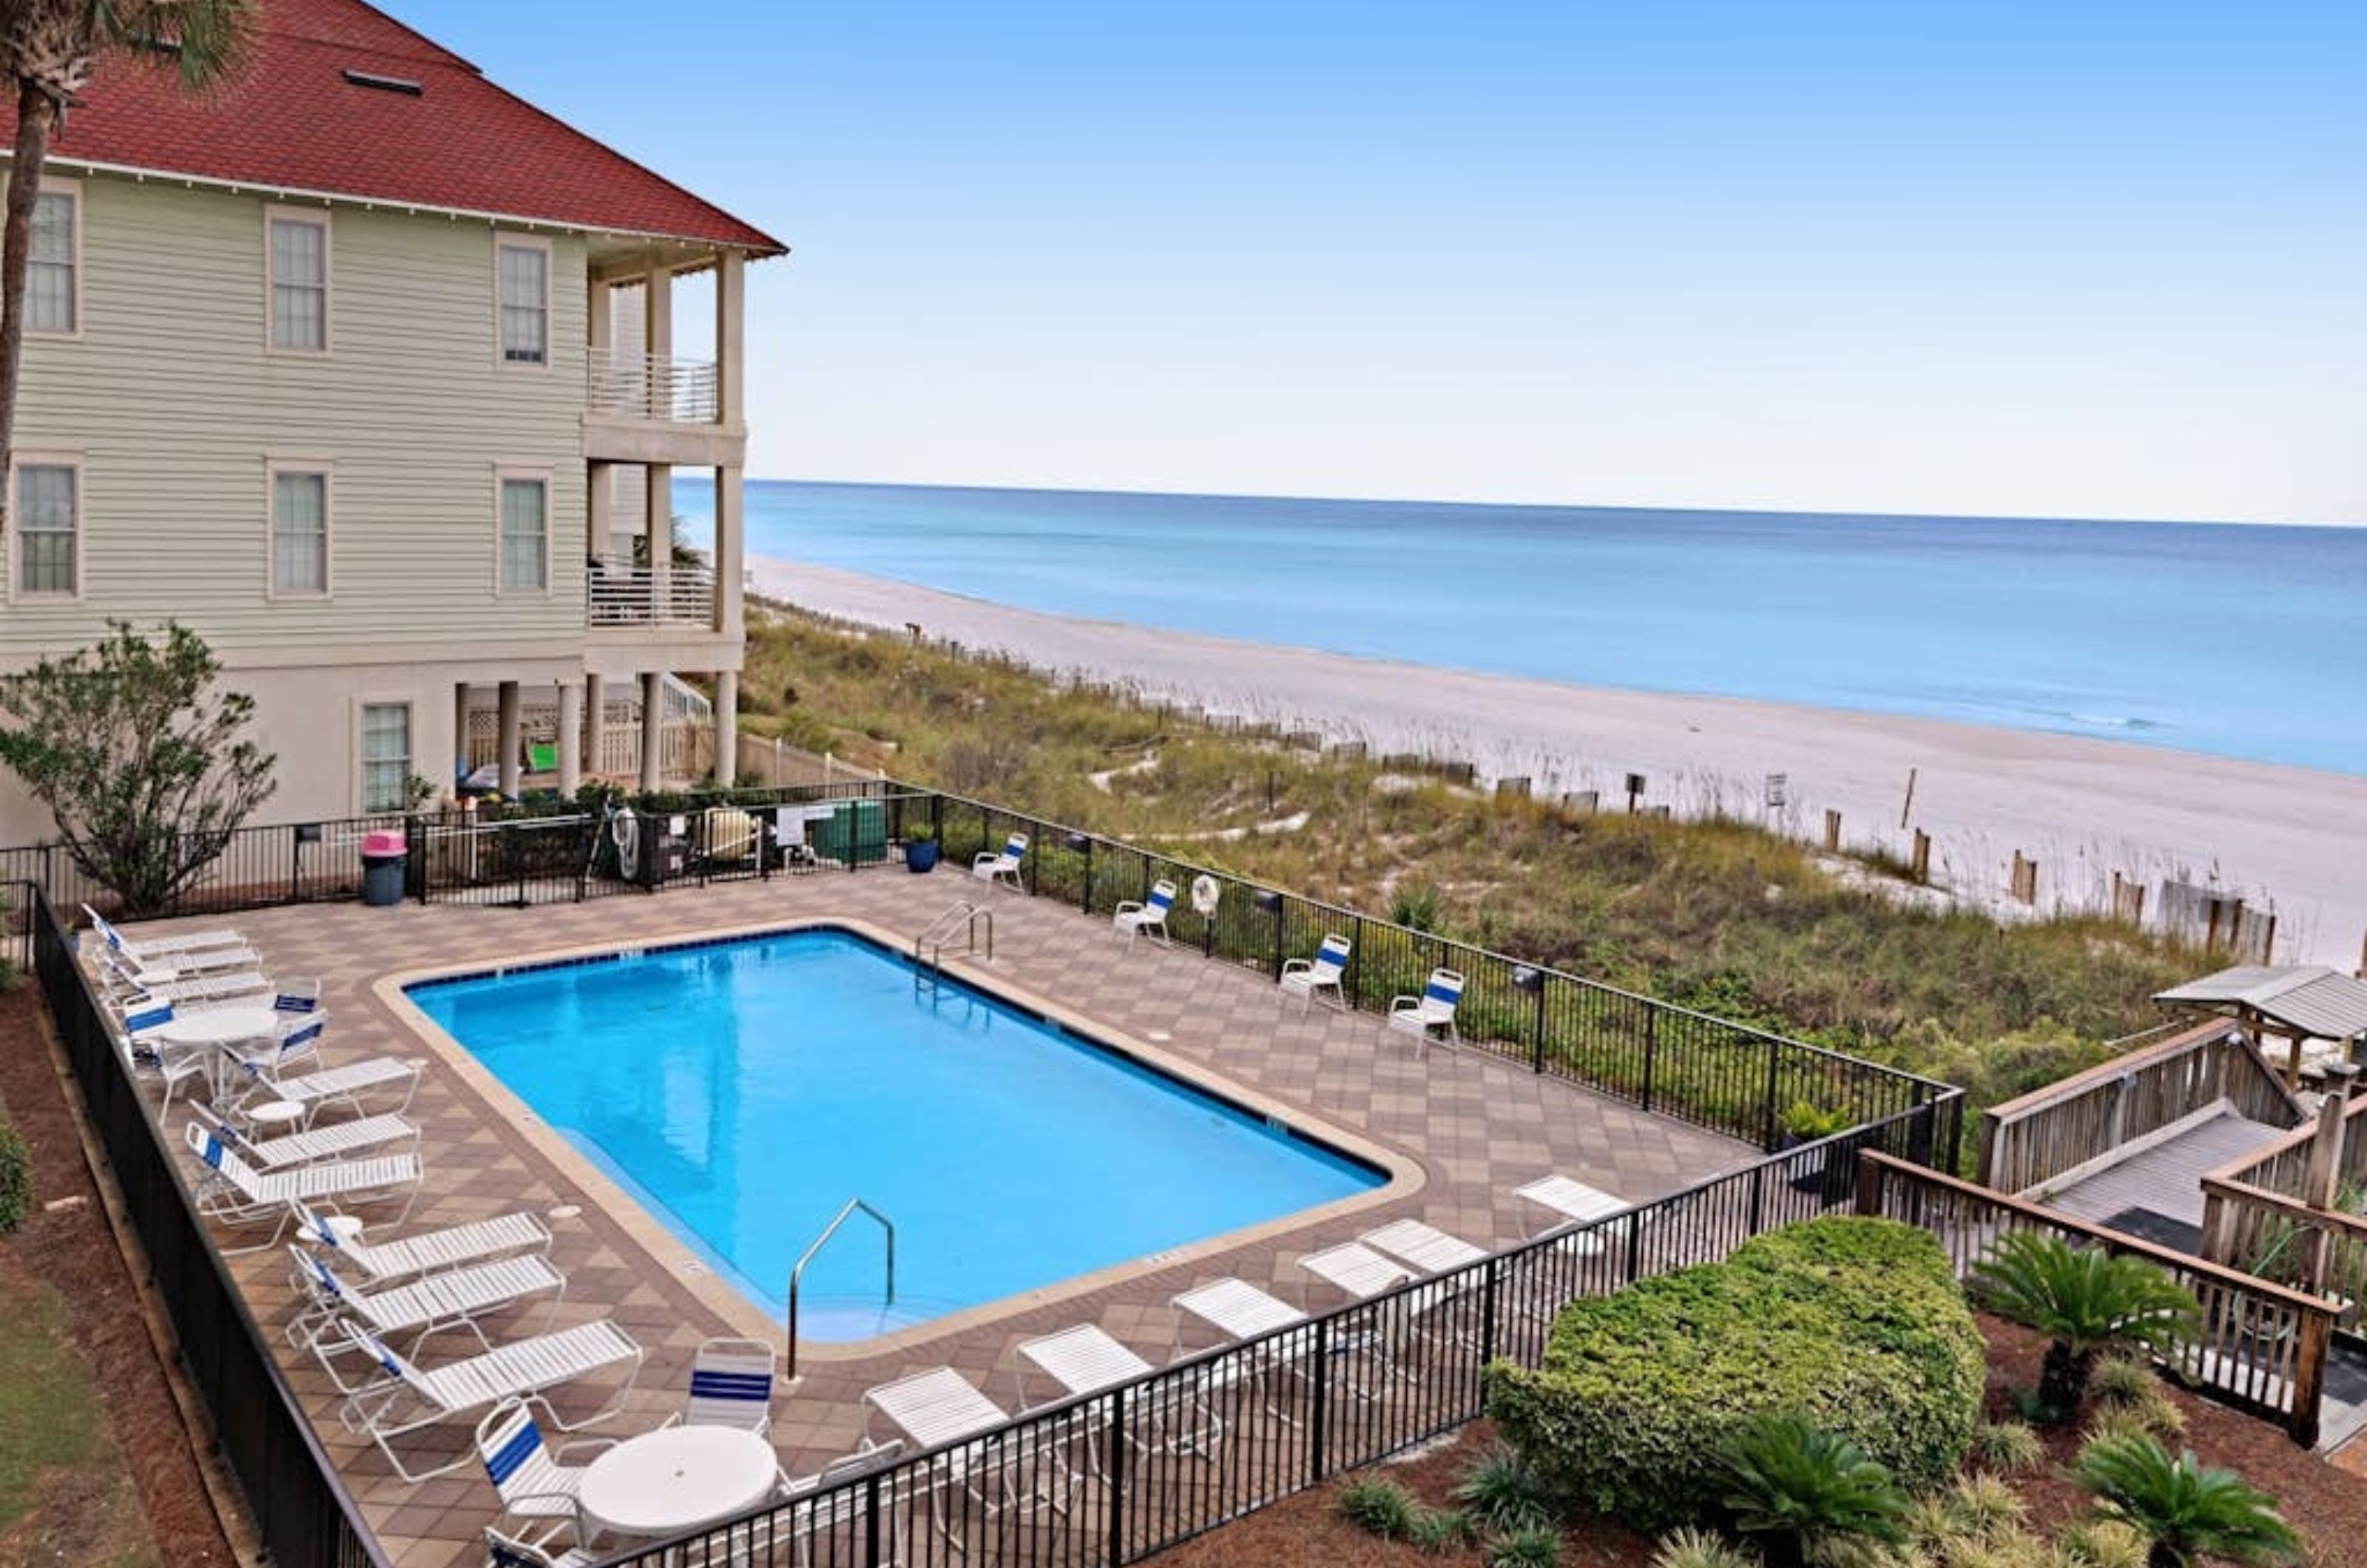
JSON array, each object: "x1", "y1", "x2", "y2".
[
  {"x1": 1715, "y1": 1412, "x2": 1910, "y2": 1568},
  {"x1": 0, "y1": 1, "x2": 252, "y2": 516},
  {"x1": 1971, "y1": 1232, "x2": 2200, "y2": 1420},
  {"x1": 2073, "y1": 1432, "x2": 2304, "y2": 1568}
]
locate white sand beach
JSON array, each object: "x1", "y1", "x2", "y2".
[{"x1": 749, "y1": 557, "x2": 2367, "y2": 972}]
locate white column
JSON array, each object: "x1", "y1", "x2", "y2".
[
  {"x1": 453, "y1": 682, "x2": 473, "y2": 785},
  {"x1": 713, "y1": 464, "x2": 743, "y2": 635},
  {"x1": 645, "y1": 462, "x2": 672, "y2": 610},
  {"x1": 588, "y1": 460, "x2": 612, "y2": 569},
  {"x1": 643, "y1": 266, "x2": 672, "y2": 420},
  {"x1": 640, "y1": 670, "x2": 665, "y2": 792},
  {"x1": 713, "y1": 671, "x2": 738, "y2": 786},
  {"x1": 715, "y1": 249, "x2": 744, "y2": 428},
  {"x1": 584, "y1": 672, "x2": 605, "y2": 777},
  {"x1": 496, "y1": 680, "x2": 522, "y2": 797},
  {"x1": 557, "y1": 681, "x2": 584, "y2": 797}
]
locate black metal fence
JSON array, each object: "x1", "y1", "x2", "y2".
[
  {"x1": 595, "y1": 1101, "x2": 1949, "y2": 1568},
  {"x1": 22, "y1": 884, "x2": 388, "y2": 1568}
]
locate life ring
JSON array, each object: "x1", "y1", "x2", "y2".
[{"x1": 1189, "y1": 873, "x2": 1222, "y2": 917}]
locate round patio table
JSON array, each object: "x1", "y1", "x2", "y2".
[
  {"x1": 153, "y1": 1005, "x2": 277, "y2": 1047},
  {"x1": 578, "y1": 1426, "x2": 778, "y2": 1541}
]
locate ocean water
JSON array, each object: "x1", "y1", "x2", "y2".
[
  {"x1": 677, "y1": 477, "x2": 2367, "y2": 777},
  {"x1": 408, "y1": 928, "x2": 1379, "y2": 1338}
]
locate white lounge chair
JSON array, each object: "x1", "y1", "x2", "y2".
[
  {"x1": 670, "y1": 1335, "x2": 777, "y2": 1436},
  {"x1": 222, "y1": 1012, "x2": 329, "y2": 1088},
  {"x1": 971, "y1": 831, "x2": 1028, "y2": 888},
  {"x1": 241, "y1": 1055, "x2": 423, "y2": 1122},
  {"x1": 292, "y1": 1202, "x2": 550, "y2": 1286},
  {"x1": 335, "y1": 1319, "x2": 642, "y2": 1481},
  {"x1": 98, "y1": 947, "x2": 269, "y2": 1007},
  {"x1": 288, "y1": 1244, "x2": 566, "y2": 1356},
  {"x1": 1280, "y1": 934, "x2": 1352, "y2": 1014},
  {"x1": 192, "y1": 1101, "x2": 417, "y2": 1169},
  {"x1": 183, "y1": 1122, "x2": 419, "y2": 1249},
  {"x1": 476, "y1": 1399, "x2": 617, "y2": 1543},
  {"x1": 1386, "y1": 967, "x2": 1463, "y2": 1054},
  {"x1": 1113, "y1": 880, "x2": 1176, "y2": 945},
  {"x1": 105, "y1": 939, "x2": 265, "y2": 981},
  {"x1": 84, "y1": 907, "x2": 246, "y2": 959},
  {"x1": 780, "y1": 1441, "x2": 905, "y2": 1568},
  {"x1": 484, "y1": 1517, "x2": 599, "y2": 1568}
]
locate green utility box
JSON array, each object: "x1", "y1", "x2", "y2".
[{"x1": 811, "y1": 800, "x2": 888, "y2": 866}]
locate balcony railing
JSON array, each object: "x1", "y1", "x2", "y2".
[
  {"x1": 588, "y1": 561, "x2": 717, "y2": 628},
  {"x1": 587, "y1": 351, "x2": 719, "y2": 423}
]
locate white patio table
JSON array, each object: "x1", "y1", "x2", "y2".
[
  {"x1": 578, "y1": 1425, "x2": 778, "y2": 1542},
  {"x1": 154, "y1": 1004, "x2": 278, "y2": 1096}
]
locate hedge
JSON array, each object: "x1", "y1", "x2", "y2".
[
  {"x1": 0, "y1": 1112, "x2": 30, "y2": 1233},
  {"x1": 1484, "y1": 1215, "x2": 1982, "y2": 1530}
]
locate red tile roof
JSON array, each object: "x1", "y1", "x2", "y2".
[{"x1": 1, "y1": 0, "x2": 783, "y2": 254}]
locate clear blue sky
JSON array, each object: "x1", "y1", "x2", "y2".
[{"x1": 399, "y1": 1, "x2": 2363, "y2": 524}]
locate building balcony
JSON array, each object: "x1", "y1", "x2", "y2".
[
  {"x1": 588, "y1": 561, "x2": 717, "y2": 630},
  {"x1": 581, "y1": 351, "x2": 743, "y2": 466}
]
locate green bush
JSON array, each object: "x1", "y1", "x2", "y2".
[
  {"x1": 0, "y1": 1113, "x2": 30, "y2": 1233},
  {"x1": 1485, "y1": 1217, "x2": 1982, "y2": 1532},
  {"x1": 1337, "y1": 1476, "x2": 1418, "y2": 1538}
]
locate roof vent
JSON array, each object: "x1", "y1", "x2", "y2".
[{"x1": 341, "y1": 68, "x2": 422, "y2": 96}]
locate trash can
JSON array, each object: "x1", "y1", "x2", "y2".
[{"x1": 361, "y1": 830, "x2": 407, "y2": 907}]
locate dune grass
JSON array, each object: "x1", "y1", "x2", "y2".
[{"x1": 737, "y1": 607, "x2": 2204, "y2": 1123}]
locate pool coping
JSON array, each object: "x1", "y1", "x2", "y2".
[{"x1": 374, "y1": 914, "x2": 1423, "y2": 1371}]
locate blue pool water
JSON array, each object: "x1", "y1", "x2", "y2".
[
  {"x1": 678, "y1": 476, "x2": 2367, "y2": 776},
  {"x1": 408, "y1": 929, "x2": 1380, "y2": 1338}
]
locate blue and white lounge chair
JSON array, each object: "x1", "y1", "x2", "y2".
[
  {"x1": 192, "y1": 1100, "x2": 416, "y2": 1169},
  {"x1": 972, "y1": 831, "x2": 1028, "y2": 888},
  {"x1": 476, "y1": 1398, "x2": 616, "y2": 1541},
  {"x1": 243, "y1": 1055, "x2": 424, "y2": 1122},
  {"x1": 1386, "y1": 967, "x2": 1463, "y2": 1055},
  {"x1": 97, "y1": 946, "x2": 269, "y2": 1007},
  {"x1": 334, "y1": 1319, "x2": 642, "y2": 1481},
  {"x1": 223, "y1": 1013, "x2": 329, "y2": 1089},
  {"x1": 1113, "y1": 880, "x2": 1176, "y2": 945},
  {"x1": 287, "y1": 1245, "x2": 565, "y2": 1356},
  {"x1": 292, "y1": 1201, "x2": 550, "y2": 1287},
  {"x1": 183, "y1": 1122, "x2": 419, "y2": 1249},
  {"x1": 1279, "y1": 934, "x2": 1352, "y2": 1014},
  {"x1": 84, "y1": 906, "x2": 246, "y2": 959}
]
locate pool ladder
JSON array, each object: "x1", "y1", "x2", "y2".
[
  {"x1": 915, "y1": 899, "x2": 993, "y2": 982},
  {"x1": 786, "y1": 1196, "x2": 895, "y2": 1380}
]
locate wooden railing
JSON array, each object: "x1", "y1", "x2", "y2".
[
  {"x1": 1978, "y1": 1021, "x2": 2305, "y2": 1194},
  {"x1": 2201, "y1": 1093, "x2": 2367, "y2": 1306},
  {"x1": 1857, "y1": 1152, "x2": 2334, "y2": 1445}
]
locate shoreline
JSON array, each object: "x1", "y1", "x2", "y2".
[{"x1": 746, "y1": 555, "x2": 2367, "y2": 970}]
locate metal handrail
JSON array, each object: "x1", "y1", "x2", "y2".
[
  {"x1": 915, "y1": 899, "x2": 993, "y2": 974},
  {"x1": 786, "y1": 1197, "x2": 895, "y2": 1379}
]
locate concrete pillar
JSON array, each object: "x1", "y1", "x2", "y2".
[
  {"x1": 643, "y1": 266, "x2": 672, "y2": 421},
  {"x1": 645, "y1": 461, "x2": 672, "y2": 609},
  {"x1": 588, "y1": 276, "x2": 612, "y2": 355},
  {"x1": 640, "y1": 670, "x2": 664, "y2": 792},
  {"x1": 588, "y1": 460, "x2": 612, "y2": 568},
  {"x1": 453, "y1": 682, "x2": 473, "y2": 786},
  {"x1": 714, "y1": 671, "x2": 737, "y2": 786},
  {"x1": 713, "y1": 464, "x2": 744, "y2": 635},
  {"x1": 584, "y1": 672, "x2": 605, "y2": 776},
  {"x1": 715, "y1": 249, "x2": 744, "y2": 427},
  {"x1": 557, "y1": 681, "x2": 584, "y2": 797},
  {"x1": 496, "y1": 680, "x2": 522, "y2": 798}
]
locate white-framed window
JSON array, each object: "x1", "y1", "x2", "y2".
[
  {"x1": 268, "y1": 464, "x2": 330, "y2": 596},
  {"x1": 266, "y1": 208, "x2": 330, "y2": 353},
  {"x1": 13, "y1": 458, "x2": 79, "y2": 597},
  {"x1": 26, "y1": 181, "x2": 78, "y2": 335},
  {"x1": 359, "y1": 701, "x2": 412, "y2": 813},
  {"x1": 496, "y1": 471, "x2": 550, "y2": 593},
  {"x1": 496, "y1": 237, "x2": 549, "y2": 365}
]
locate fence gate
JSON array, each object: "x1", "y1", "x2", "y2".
[{"x1": 414, "y1": 813, "x2": 605, "y2": 906}]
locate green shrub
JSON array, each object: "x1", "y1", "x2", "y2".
[
  {"x1": 1968, "y1": 1422, "x2": 2045, "y2": 1475},
  {"x1": 1456, "y1": 1442, "x2": 1559, "y2": 1533},
  {"x1": 0, "y1": 1114, "x2": 30, "y2": 1234},
  {"x1": 2072, "y1": 1433, "x2": 2303, "y2": 1567},
  {"x1": 2058, "y1": 1518, "x2": 2150, "y2": 1568},
  {"x1": 1648, "y1": 1527, "x2": 1759, "y2": 1568},
  {"x1": 1942, "y1": 1473, "x2": 2027, "y2": 1542},
  {"x1": 2089, "y1": 1354, "x2": 2157, "y2": 1408},
  {"x1": 1405, "y1": 1505, "x2": 1472, "y2": 1555},
  {"x1": 1486, "y1": 1523, "x2": 1565, "y2": 1568},
  {"x1": 1337, "y1": 1475, "x2": 1418, "y2": 1538},
  {"x1": 1485, "y1": 1217, "x2": 1982, "y2": 1532},
  {"x1": 1715, "y1": 1413, "x2": 1909, "y2": 1568}
]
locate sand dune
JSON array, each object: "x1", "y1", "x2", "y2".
[{"x1": 749, "y1": 557, "x2": 2367, "y2": 972}]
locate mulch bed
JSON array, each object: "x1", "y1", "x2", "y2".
[
  {"x1": 1156, "y1": 1314, "x2": 2366, "y2": 1567},
  {"x1": 0, "y1": 984, "x2": 235, "y2": 1568}
]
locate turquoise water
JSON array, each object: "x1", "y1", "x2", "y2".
[
  {"x1": 679, "y1": 477, "x2": 2367, "y2": 777},
  {"x1": 408, "y1": 929, "x2": 1380, "y2": 1338}
]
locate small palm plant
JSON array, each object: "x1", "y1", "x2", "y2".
[
  {"x1": 1714, "y1": 1412, "x2": 1909, "y2": 1568},
  {"x1": 1971, "y1": 1232, "x2": 2200, "y2": 1422},
  {"x1": 2072, "y1": 1431, "x2": 2304, "y2": 1568}
]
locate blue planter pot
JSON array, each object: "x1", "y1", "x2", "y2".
[{"x1": 905, "y1": 840, "x2": 941, "y2": 873}]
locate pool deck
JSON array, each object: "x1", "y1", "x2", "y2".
[{"x1": 121, "y1": 871, "x2": 1753, "y2": 1567}]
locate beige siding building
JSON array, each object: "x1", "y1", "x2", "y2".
[{"x1": 0, "y1": 0, "x2": 783, "y2": 842}]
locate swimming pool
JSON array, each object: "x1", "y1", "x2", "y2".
[{"x1": 406, "y1": 927, "x2": 1385, "y2": 1340}]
